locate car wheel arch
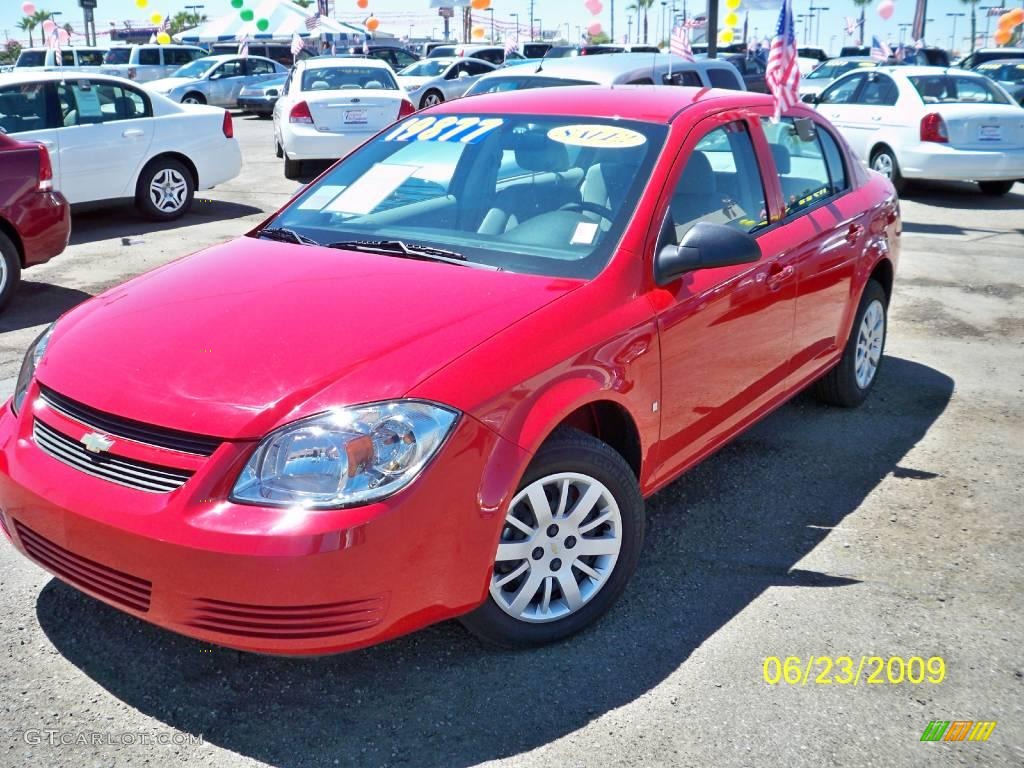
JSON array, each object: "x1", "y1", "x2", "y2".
[
  {"x1": 0, "y1": 217, "x2": 24, "y2": 267},
  {"x1": 136, "y1": 152, "x2": 199, "y2": 192},
  {"x1": 869, "y1": 257, "x2": 894, "y2": 306}
]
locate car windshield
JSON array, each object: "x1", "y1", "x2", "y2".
[
  {"x1": 15, "y1": 50, "x2": 45, "y2": 67},
  {"x1": 978, "y1": 62, "x2": 1024, "y2": 83},
  {"x1": 427, "y1": 46, "x2": 457, "y2": 58},
  {"x1": 173, "y1": 58, "x2": 218, "y2": 78},
  {"x1": 909, "y1": 74, "x2": 1011, "y2": 104},
  {"x1": 466, "y1": 76, "x2": 594, "y2": 96},
  {"x1": 807, "y1": 60, "x2": 875, "y2": 79},
  {"x1": 400, "y1": 59, "x2": 451, "y2": 77},
  {"x1": 266, "y1": 113, "x2": 666, "y2": 279},
  {"x1": 104, "y1": 48, "x2": 131, "y2": 64},
  {"x1": 302, "y1": 65, "x2": 398, "y2": 91}
]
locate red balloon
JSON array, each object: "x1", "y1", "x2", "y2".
[{"x1": 356, "y1": 0, "x2": 368, "y2": 9}]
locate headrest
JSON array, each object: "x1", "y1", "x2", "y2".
[
  {"x1": 513, "y1": 133, "x2": 570, "y2": 172},
  {"x1": 113, "y1": 96, "x2": 136, "y2": 118},
  {"x1": 679, "y1": 151, "x2": 714, "y2": 191},
  {"x1": 310, "y1": 80, "x2": 330, "y2": 90},
  {"x1": 364, "y1": 80, "x2": 383, "y2": 89},
  {"x1": 770, "y1": 142, "x2": 791, "y2": 174}
]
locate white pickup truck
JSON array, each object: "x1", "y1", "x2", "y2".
[{"x1": 101, "y1": 45, "x2": 209, "y2": 83}]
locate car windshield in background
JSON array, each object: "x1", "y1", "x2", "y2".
[
  {"x1": 15, "y1": 51, "x2": 45, "y2": 67},
  {"x1": 302, "y1": 66, "x2": 398, "y2": 91},
  {"x1": 807, "y1": 60, "x2": 875, "y2": 79},
  {"x1": 400, "y1": 59, "x2": 451, "y2": 77},
  {"x1": 910, "y1": 75, "x2": 1010, "y2": 104},
  {"x1": 977, "y1": 62, "x2": 1024, "y2": 83},
  {"x1": 467, "y1": 76, "x2": 594, "y2": 96},
  {"x1": 66, "y1": 51, "x2": 104, "y2": 67},
  {"x1": 104, "y1": 48, "x2": 131, "y2": 64},
  {"x1": 174, "y1": 58, "x2": 217, "y2": 79},
  {"x1": 267, "y1": 113, "x2": 666, "y2": 279}
]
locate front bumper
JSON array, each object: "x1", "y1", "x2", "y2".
[
  {"x1": 899, "y1": 143, "x2": 1024, "y2": 181},
  {"x1": 0, "y1": 386, "x2": 528, "y2": 655},
  {"x1": 280, "y1": 123, "x2": 375, "y2": 162}
]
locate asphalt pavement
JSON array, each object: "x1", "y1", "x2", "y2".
[{"x1": 0, "y1": 114, "x2": 1021, "y2": 768}]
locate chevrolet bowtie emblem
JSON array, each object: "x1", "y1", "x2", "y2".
[{"x1": 81, "y1": 432, "x2": 115, "y2": 454}]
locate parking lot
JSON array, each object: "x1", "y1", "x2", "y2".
[{"x1": 0, "y1": 112, "x2": 1021, "y2": 767}]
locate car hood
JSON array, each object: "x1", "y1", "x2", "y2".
[
  {"x1": 38, "y1": 237, "x2": 579, "y2": 440},
  {"x1": 145, "y1": 76, "x2": 196, "y2": 91}
]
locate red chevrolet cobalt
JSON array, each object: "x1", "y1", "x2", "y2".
[{"x1": 0, "y1": 87, "x2": 899, "y2": 654}]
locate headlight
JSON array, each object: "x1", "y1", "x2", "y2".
[
  {"x1": 230, "y1": 401, "x2": 459, "y2": 509},
  {"x1": 12, "y1": 323, "x2": 54, "y2": 415}
]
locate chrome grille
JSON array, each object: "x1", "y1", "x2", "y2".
[
  {"x1": 38, "y1": 384, "x2": 221, "y2": 456},
  {"x1": 33, "y1": 419, "x2": 193, "y2": 494}
]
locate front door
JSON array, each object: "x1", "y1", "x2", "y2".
[{"x1": 206, "y1": 58, "x2": 248, "y2": 106}]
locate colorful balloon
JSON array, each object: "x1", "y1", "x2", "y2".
[
  {"x1": 725, "y1": 0, "x2": 742, "y2": 9},
  {"x1": 471, "y1": 25, "x2": 486, "y2": 38},
  {"x1": 21, "y1": 3, "x2": 36, "y2": 16},
  {"x1": 719, "y1": 28, "x2": 735, "y2": 43},
  {"x1": 994, "y1": 28, "x2": 1011, "y2": 45},
  {"x1": 471, "y1": 0, "x2": 491, "y2": 10},
  {"x1": 135, "y1": 0, "x2": 148, "y2": 8},
  {"x1": 588, "y1": 22, "x2": 602, "y2": 36},
  {"x1": 41, "y1": 19, "x2": 55, "y2": 33},
  {"x1": 585, "y1": 0, "x2": 603, "y2": 15},
  {"x1": 725, "y1": 12, "x2": 739, "y2": 28},
  {"x1": 240, "y1": 9, "x2": 254, "y2": 21},
  {"x1": 256, "y1": 18, "x2": 270, "y2": 31},
  {"x1": 230, "y1": 0, "x2": 243, "y2": 8},
  {"x1": 877, "y1": 0, "x2": 894, "y2": 22},
  {"x1": 356, "y1": 0, "x2": 368, "y2": 8},
  {"x1": 150, "y1": 13, "x2": 162, "y2": 25},
  {"x1": 1008, "y1": 8, "x2": 1024, "y2": 26},
  {"x1": 157, "y1": 32, "x2": 171, "y2": 44},
  {"x1": 366, "y1": 16, "x2": 380, "y2": 32}
]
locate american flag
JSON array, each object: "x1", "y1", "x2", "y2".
[
  {"x1": 870, "y1": 35, "x2": 891, "y2": 62},
  {"x1": 844, "y1": 16, "x2": 857, "y2": 36},
  {"x1": 893, "y1": 43, "x2": 905, "y2": 62},
  {"x1": 765, "y1": 0, "x2": 799, "y2": 122},
  {"x1": 291, "y1": 32, "x2": 305, "y2": 59},
  {"x1": 504, "y1": 34, "x2": 518, "y2": 55},
  {"x1": 159, "y1": 13, "x2": 170, "y2": 34},
  {"x1": 47, "y1": 24, "x2": 62, "y2": 56},
  {"x1": 987, "y1": 7, "x2": 1006, "y2": 16},
  {"x1": 238, "y1": 34, "x2": 249, "y2": 57},
  {"x1": 305, "y1": 12, "x2": 321, "y2": 31},
  {"x1": 670, "y1": 24, "x2": 695, "y2": 62}
]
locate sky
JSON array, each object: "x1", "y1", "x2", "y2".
[{"x1": 0, "y1": 0, "x2": 1010, "y2": 57}]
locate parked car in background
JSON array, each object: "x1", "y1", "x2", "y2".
[
  {"x1": 425, "y1": 44, "x2": 526, "y2": 66},
  {"x1": 974, "y1": 59, "x2": 1024, "y2": 105},
  {"x1": 342, "y1": 42, "x2": 420, "y2": 71},
  {"x1": 800, "y1": 57, "x2": 883, "y2": 98},
  {"x1": 956, "y1": 47, "x2": 1024, "y2": 69},
  {"x1": 0, "y1": 131, "x2": 69, "y2": 310},
  {"x1": 812, "y1": 66, "x2": 1024, "y2": 195},
  {"x1": 209, "y1": 41, "x2": 308, "y2": 67},
  {"x1": 0, "y1": 72, "x2": 241, "y2": 219},
  {"x1": 841, "y1": 45, "x2": 951, "y2": 66},
  {"x1": 696, "y1": 52, "x2": 767, "y2": 92},
  {"x1": 237, "y1": 74, "x2": 288, "y2": 117},
  {"x1": 145, "y1": 55, "x2": 287, "y2": 106},
  {"x1": 522, "y1": 42, "x2": 552, "y2": 58},
  {"x1": 13, "y1": 47, "x2": 107, "y2": 72},
  {"x1": 579, "y1": 44, "x2": 662, "y2": 55},
  {"x1": 0, "y1": 86, "x2": 900, "y2": 656},
  {"x1": 464, "y1": 53, "x2": 746, "y2": 97},
  {"x1": 274, "y1": 57, "x2": 414, "y2": 179},
  {"x1": 397, "y1": 57, "x2": 497, "y2": 109},
  {"x1": 101, "y1": 45, "x2": 208, "y2": 83},
  {"x1": 544, "y1": 45, "x2": 580, "y2": 59},
  {"x1": 798, "y1": 46, "x2": 830, "y2": 63},
  {"x1": 423, "y1": 41, "x2": 449, "y2": 56}
]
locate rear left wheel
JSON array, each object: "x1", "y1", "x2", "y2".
[
  {"x1": 978, "y1": 180, "x2": 1014, "y2": 196},
  {"x1": 283, "y1": 154, "x2": 303, "y2": 180},
  {"x1": 870, "y1": 146, "x2": 906, "y2": 195},
  {"x1": 813, "y1": 279, "x2": 887, "y2": 408},
  {"x1": 461, "y1": 428, "x2": 645, "y2": 648}
]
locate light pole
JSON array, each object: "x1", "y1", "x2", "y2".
[
  {"x1": 981, "y1": 5, "x2": 1000, "y2": 45},
  {"x1": 627, "y1": 16, "x2": 633, "y2": 43},
  {"x1": 536, "y1": 18, "x2": 543, "y2": 41},
  {"x1": 510, "y1": 12, "x2": 519, "y2": 42},
  {"x1": 898, "y1": 23, "x2": 910, "y2": 44},
  {"x1": 661, "y1": 1, "x2": 668, "y2": 47},
  {"x1": 486, "y1": 8, "x2": 494, "y2": 43},
  {"x1": 947, "y1": 12, "x2": 964, "y2": 52},
  {"x1": 809, "y1": 5, "x2": 829, "y2": 48}
]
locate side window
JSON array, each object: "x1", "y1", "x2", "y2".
[
  {"x1": 446, "y1": 63, "x2": 465, "y2": 79},
  {"x1": 760, "y1": 118, "x2": 834, "y2": 217},
  {"x1": 167, "y1": 49, "x2": 196, "y2": 66},
  {"x1": 664, "y1": 70, "x2": 701, "y2": 87},
  {"x1": 819, "y1": 74, "x2": 865, "y2": 105},
  {"x1": 0, "y1": 82, "x2": 52, "y2": 134},
  {"x1": 465, "y1": 61, "x2": 493, "y2": 76},
  {"x1": 217, "y1": 60, "x2": 245, "y2": 78},
  {"x1": 706, "y1": 68, "x2": 742, "y2": 90},
  {"x1": 139, "y1": 48, "x2": 160, "y2": 66},
  {"x1": 58, "y1": 82, "x2": 150, "y2": 126},
  {"x1": 856, "y1": 74, "x2": 898, "y2": 106},
  {"x1": 627, "y1": 77, "x2": 655, "y2": 85},
  {"x1": 394, "y1": 50, "x2": 418, "y2": 68},
  {"x1": 478, "y1": 50, "x2": 502, "y2": 65},
  {"x1": 666, "y1": 122, "x2": 767, "y2": 244},
  {"x1": 817, "y1": 127, "x2": 848, "y2": 194},
  {"x1": 248, "y1": 58, "x2": 276, "y2": 75}
]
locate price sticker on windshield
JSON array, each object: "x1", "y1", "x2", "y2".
[
  {"x1": 384, "y1": 116, "x2": 504, "y2": 144},
  {"x1": 547, "y1": 125, "x2": 647, "y2": 149}
]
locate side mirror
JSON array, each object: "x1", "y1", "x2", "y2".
[
  {"x1": 800, "y1": 92, "x2": 818, "y2": 104},
  {"x1": 655, "y1": 222, "x2": 761, "y2": 286}
]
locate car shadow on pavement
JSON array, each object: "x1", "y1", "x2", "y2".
[
  {"x1": 0, "y1": 282, "x2": 93, "y2": 333},
  {"x1": 903, "y1": 180, "x2": 1023, "y2": 209},
  {"x1": 35, "y1": 356, "x2": 953, "y2": 768},
  {"x1": 68, "y1": 199, "x2": 266, "y2": 247}
]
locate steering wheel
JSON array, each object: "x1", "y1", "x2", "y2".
[{"x1": 559, "y1": 201, "x2": 614, "y2": 221}]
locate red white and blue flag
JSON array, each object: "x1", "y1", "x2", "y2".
[
  {"x1": 305, "y1": 12, "x2": 321, "y2": 31},
  {"x1": 670, "y1": 23, "x2": 695, "y2": 62},
  {"x1": 291, "y1": 32, "x2": 305, "y2": 59},
  {"x1": 765, "y1": 0, "x2": 799, "y2": 121},
  {"x1": 238, "y1": 34, "x2": 250, "y2": 57},
  {"x1": 870, "y1": 35, "x2": 892, "y2": 61}
]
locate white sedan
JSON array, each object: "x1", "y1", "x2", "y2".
[
  {"x1": 811, "y1": 65, "x2": 1024, "y2": 195},
  {"x1": 0, "y1": 72, "x2": 241, "y2": 219},
  {"x1": 273, "y1": 57, "x2": 415, "y2": 180}
]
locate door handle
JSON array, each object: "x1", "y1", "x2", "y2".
[
  {"x1": 122, "y1": 128, "x2": 145, "y2": 138},
  {"x1": 845, "y1": 223, "x2": 865, "y2": 245},
  {"x1": 766, "y1": 263, "x2": 795, "y2": 290}
]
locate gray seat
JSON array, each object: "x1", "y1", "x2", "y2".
[
  {"x1": 669, "y1": 151, "x2": 724, "y2": 231},
  {"x1": 477, "y1": 135, "x2": 571, "y2": 235}
]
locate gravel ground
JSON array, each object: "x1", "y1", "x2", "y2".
[{"x1": 0, "y1": 115, "x2": 1021, "y2": 768}]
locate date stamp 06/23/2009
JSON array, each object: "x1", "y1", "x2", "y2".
[{"x1": 762, "y1": 655, "x2": 946, "y2": 686}]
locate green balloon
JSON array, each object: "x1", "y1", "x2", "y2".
[
  {"x1": 256, "y1": 18, "x2": 269, "y2": 31},
  {"x1": 230, "y1": 0, "x2": 242, "y2": 7},
  {"x1": 240, "y1": 9, "x2": 254, "y2": 21}
]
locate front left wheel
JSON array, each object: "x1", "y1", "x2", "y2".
[
  {"x1": 461, "y1": 428, "x2": 645, "y2": 648},
  {"x1": 135, "y1": 158, "x2": 194, "y2": 221}
]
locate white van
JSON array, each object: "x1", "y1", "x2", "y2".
[
  {"x1": 14, "y1": 47, "x2": 108, "y2": 72},
  {"x1": 102, "y1": 45, "x2": 208, "y2": 83}
]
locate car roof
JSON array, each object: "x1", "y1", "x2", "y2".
[
  {"x1": 434, "y1": 83, "x2": 770, "y2": 123},
  {"x1": 0, "y1": 70, "x2": 136, "y2": 85},
  {"x1": 976, "y1": 58, "x2": 1024, "y2": 66},
  {"x1": 297, "y1": 56, "x2": 392, "y2": 70},
  {"x1": 507, "y1": 53, "x2": 736, "y2": 81},
  {"x1": 875, "y1": 65, "x2": 989, "y2": 77}
]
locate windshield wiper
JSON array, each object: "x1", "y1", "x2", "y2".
[
  {"x1": 257, "y1": 227, "x2": 320, "y2": 246},
  {"x1": 324, "y1": 239, "x2": 499, "y2": 270}
]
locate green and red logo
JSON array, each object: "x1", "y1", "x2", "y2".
[{"x1": 920, "y1": 721, "x2": 996, "y2": 742}]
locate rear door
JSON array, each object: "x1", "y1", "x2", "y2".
[
  {"x1": 815, "y1": 72, "x2": 869, "y2": 151},
  {"x1": 837, "y1": 72, "x2": 900, "y2": 158},
  {"x1": 205, "y1": 58, "x2": 247, "y2": 105}
]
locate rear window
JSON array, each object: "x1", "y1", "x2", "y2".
[
  {"x1": 910, "y1": 75, "x2": 1010, "y2": 105},
  {"x1": 707, "y1": 67, "x2": 742, "y2": 90},
  {"x1": 16, "y1": 50, "x2": 45, "y2": 67},
  {"x1": 301, "y1": 66, "x2": 398, "y2": 91},
  {"x1": 139, "y1": 48, "x2": 160, "y2": 66},
  {"x1": 104, "y1": 48, "x2": 131, "y2": 64},
  {"x1": 74, "y1": 51, "x2": 105, "y2": 67}
]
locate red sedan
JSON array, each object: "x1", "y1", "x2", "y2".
[
  {"x1": 0, "y1": 132, "x2": 70, "y2": 310},
  {"x1": 0, "y1": 87, "x2": 899, "y2": 654}
]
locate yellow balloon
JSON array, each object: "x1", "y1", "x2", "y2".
[
  {"x1": 156, "y1": 32, "x2": 171, "y2": 44},
  {"x1": 150, "y1": 13, "x2": 162, "y2": 24},
  {"x1": 725, "y1": 12, "x2": 739, "y2": 27},
  {"x1": 719, "y1": 29, "x2": 734, "y2": 43},
  {"x1": 472, "y1": 25, "x2": 486, "y2": 39},
  {"x1": 135, "y1": 0, "x2": 147, "y2": 8},
  {"x1": 726, "y1": 0, "x2": 742, "y2": 8}
]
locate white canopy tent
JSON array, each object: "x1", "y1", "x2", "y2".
[{"x1": 175, "y1": 0, "x2": 367, "y2": 45}]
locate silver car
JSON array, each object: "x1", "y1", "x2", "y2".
[
  {"x1": 144, "y1": 54, "x2": 287, "y2": 106},
  {"x1": 800, "y1": 56, "x2": 884, "y2": 99},
  {"x1": 396, "y1": 57, "x2": 497, "y2": 110}
]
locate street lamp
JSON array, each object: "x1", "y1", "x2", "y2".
[
  {"x1": 486, "y1": 8, "x2": 494, "y2": 43},
  {"x1": 946, "y1": 12, "x2": 965, "y2": 52},
  {"x1": 536, "y1": 18, "x2": 543, "y2": 41},
  {"x1": 809, "y1": 5, "x2": 829, "y2": 48},
  {"x1": 510, "y1": 12, "x2": 519, "y2": 41}
]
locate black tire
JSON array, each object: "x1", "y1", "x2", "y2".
[
  {"x1": 460, "y1": 427, "x2": 645, "y2": 649},
  {"x1": 134, "y1": 157, "x2": 195, "y2": 221},
  {"x1": 978, "y1": 180, "x2": 1014, "y2": 196},
  {"x1": 0, "y1": 231, "x2": 22, "y2": 313},
  {"x1": 275, "y1": 139, "x2": 283, "y2": 159},
  {"x1": 283, "y1": 154, "x2": 303, "y2": 180},
  {"x1": 813, "y1": 279, "x2": 888, "y2": 408},
  {"x1": 419, "y1": 90, "x2": 444, "y2": 110},
  {"x1": 181, "y1": 92, "x2": 206, "y2": 105},
  {"x1": 869, "y1": 146, "x2": 906, "y2": 195}
]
